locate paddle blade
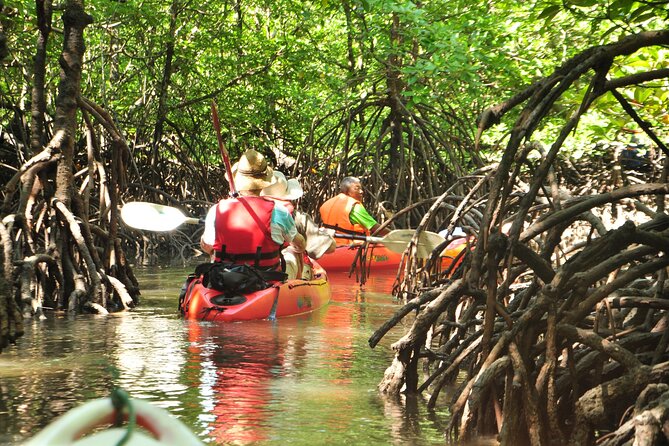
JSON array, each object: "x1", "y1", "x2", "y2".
[
  {"x1": 121, "y1": 202, "x2": 193, "y2": 232},
  {"x1": 381, "y1": 230, "x2": 446, "y2": 259}
]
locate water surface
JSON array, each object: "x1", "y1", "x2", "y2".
[{"x1": 1, "y1": 267, "x2": 452, "y2": 445}]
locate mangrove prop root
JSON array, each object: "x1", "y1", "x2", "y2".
[{"x1": 372, "y1": 31, "x2": 669, "y2": 445}]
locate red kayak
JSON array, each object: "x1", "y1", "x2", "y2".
[{"x1": 180, "y1": 262, "x2": 331, "y2": 322}]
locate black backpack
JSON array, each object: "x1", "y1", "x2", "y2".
[{"x1": 194, "y1": 263, "x2": 286, "y2": 294}]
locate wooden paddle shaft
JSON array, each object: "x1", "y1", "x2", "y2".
[{"x1": 211, "y1": 100, "x2": 237, "y2": 197}]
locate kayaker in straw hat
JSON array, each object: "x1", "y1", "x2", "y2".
[
  {"x1": 319, "y1": 176, "x2": 389, "y2": 245},
  {"x1": 200, "y1": 149, "x2": 306, "y2": 278},
  {"x1": 262, "y1": 171, "x2": 336, "y2": 279}
]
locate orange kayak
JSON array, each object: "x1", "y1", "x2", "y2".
[
  {"x1": 317, "y1": 238, "x2": 469, "y2": 273},
  {"x1": 179, "y1": 262, "x2": 331, "y2": 322},
  {"x1": 316, "y1": 244, "x2": 404, "y2": 271}
]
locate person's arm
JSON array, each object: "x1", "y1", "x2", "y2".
[
  {"x1": 291, "y1": 233, "x2": 306, "y2": 253},
  {"x1": 349, "y1": 203, "x2": 390, "y2": 235},
  {"x1": 200, "y1": 205, "x2": 217, "y2": 255},
  {"x1": 296, "y1": 211, "x2": 336, "y2": 258},
  {"x1": 200, "y1": 239, "x2": 214, "y2": 255},
  {"x1": 369, "y1": 223, "x2": 389, "y2": 236},
  {"x1": 271, "y1": 205, "x2": 306, "y2": 252}
]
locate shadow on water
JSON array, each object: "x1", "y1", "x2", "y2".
[{"x1": 1, "y1": 267, "x2": 458, "y2": 445}]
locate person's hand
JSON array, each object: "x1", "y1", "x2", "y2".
[
  {"x1": 320, "y1": 227, "x2": 336, "y2": 237},
  {"x1": 290, "y1": 233, "x2": 306, "y2": 253},
  {"x1": 370, "y1": 223, "x2": 390, "y2": 236},
  {"x1": 200, "y1": 238, "x2": 214, "y2": 255}
]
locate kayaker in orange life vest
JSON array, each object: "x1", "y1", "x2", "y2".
[
  {"x1": 319, "y1": 176, "x2": 390, "y2": 244},
  {"x1": 199, "y1": 149, "x2": 306, "y2": 277}
]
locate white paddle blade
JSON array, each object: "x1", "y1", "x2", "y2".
[
  {"x1": 120, "y1": 202, "x2": 192, "y2": 232},
  {"x1": 382, "y1": 230, "x2": 446, "y2": 259}
]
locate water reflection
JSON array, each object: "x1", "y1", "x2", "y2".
[
  {"x1": 1, "y1": 269, "x2": 452, "y2": 445},
  {"x1": 187, "y1": 321, "x2": 288, "y2": 443},
  {"x1": 112, "y1": 313, "x2": 189, "y2": 405}
]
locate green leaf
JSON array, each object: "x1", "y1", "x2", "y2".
[
  {"x1": 628, "y1": 4, "x2": 653, "y2": 21},
  {"x1": 634, "y1": 11, "x2": 660, "y2": 23},
  {"x1": 538, "y1": 5, "x2": 561, "y2": 20},
  {"x1": 601, "y1": 25, "x2": 619, "y2": 40},
  {"x1": 568, "y1": 0, "x2": 598, "y2": 7},
  {"x1": 609, "y1": 0, "x2": 635, "y2": 16},
  {"x1": 633, "y1": 87, "x2": 652, "y2": 104}
]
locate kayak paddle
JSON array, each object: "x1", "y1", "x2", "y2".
[
  {"x1": 121, "y1": 202, "x2": 447, "y2": 259},
  {"x1": 211, "y1": 100, "x2": 238, "y2": 198},
  {"x1": 334, "y1": 229, "x2": 446, "y2": 259},
  {"x1": 120, "y1": 202, "x2": 202, "y2": 232}
]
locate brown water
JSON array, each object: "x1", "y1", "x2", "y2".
[{"x1": 0, "y1": 267, "x2": 453, "y2": 445}]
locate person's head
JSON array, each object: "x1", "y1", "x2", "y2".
[
  {"x1": 626, "y1": 135, "x2": 646, "y2": 151},
  {"x1": 626, "y1": 142, "x2": 639, "y2": 152},
  {"x1": 340, "y1": 176, "x2": 363, "y2": 201},
  {"x1": 230, "y1": 149, "x2": 276, "y2": 195},
  {"x1": 261, "y1": 171, "x2": 304, "y2": 206}
]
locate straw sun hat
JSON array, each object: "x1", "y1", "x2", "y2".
[
  {"x1": 230, "y1": 149, "x2": 276, "y2": 191},
  {"x1": 261, "y1": 171, "x2": 304, "y2": 201}
]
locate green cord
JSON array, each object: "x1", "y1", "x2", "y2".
[{"x1": 111, "y1": 388, "x2": 136, "y2": 446}]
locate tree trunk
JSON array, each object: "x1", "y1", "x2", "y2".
[
  {"x1": 151, "y1": 0, "x2": 179, "y2": 171},
  {"x1": 5, "y1": 0, "x2": 139, "y2": 320},
  {"x1": 30, "y1": 0, "x2": 52, "y2": 155},
  {"x1": 53, "y1": 0, "x2": 92, "y2": 205},
  {"x1": 0, "y1": 0, "x2": 8, "y2": 61}
]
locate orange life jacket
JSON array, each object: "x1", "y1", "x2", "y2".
[
  {"x1": 319, "y1": 193, "x2": 368, "y2": 244},
  {"x1": 213, "y1": 197, "x2": 282, "y2": 269}
]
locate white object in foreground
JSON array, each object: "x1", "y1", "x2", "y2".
[{"x1": 25, "y1": 397, "x2": 203, "y2": 446}]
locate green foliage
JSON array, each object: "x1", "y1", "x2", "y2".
[
  {"x1": 477, "y1": 0, "x2": 669, "y2": 154},
  {"x1": 0, "y1": 0, "x2": 667, "y2": 182}
]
